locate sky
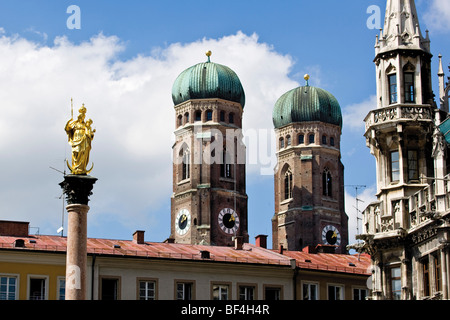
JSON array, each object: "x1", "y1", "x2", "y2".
[{"x1": 0, "y1": 0, "x2": 449, "y2": 249}]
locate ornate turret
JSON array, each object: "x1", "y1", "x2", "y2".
[{"x1": 375, "y1": 0, "x2": 430, "y2": 55}]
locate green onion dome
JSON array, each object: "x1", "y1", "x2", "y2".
[
  {"x1": 172, "y1": 51, "x2": 245, "y2": 107},
  {"x1": 272, "y1": 76, "x2": 342, "y2": 129}
]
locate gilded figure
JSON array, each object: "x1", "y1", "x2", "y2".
[{"x1": 65, "y1": 103, "x2": 95, "y2": 175}]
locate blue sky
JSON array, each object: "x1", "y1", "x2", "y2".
[{"x1": 0, "y1": 0, "x2": 449, "y2": 248}]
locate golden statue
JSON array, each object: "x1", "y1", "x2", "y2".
[{"x1": 65, "y1": 102, "x2": 95, "y2": 175}]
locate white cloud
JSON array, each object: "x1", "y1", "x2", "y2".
[
  {"x1": 0, "y1": 30, "x2": 299, "y2": 238},
  {"x1": 423, "y1": 0, "x2": 450, "y2": 32},
  {"x1": 342, "y1": 95, "x2": 376, "y2": 132}
]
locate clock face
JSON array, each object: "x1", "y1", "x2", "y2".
[
  {"x1": 322, "y1": 225, "x2": 341, "y2": 246},
  {"x1": 218, "y1": 208, "x2": 240, "y2": 235},
  {"x1": 175, "y1": 209, "x2": 191, "y2": 236}
]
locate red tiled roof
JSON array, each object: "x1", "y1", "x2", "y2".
[
  {"x1": 0, "y1": 234, "x2": 371, "y2": 275},
  {"x1": 0, "y1": 234, "x2": 291, "y2": 266},
  {"x1": 282, "y1": 250, "x2": 371, "y2": 275}
]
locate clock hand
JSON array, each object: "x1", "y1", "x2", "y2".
[
  {"x1": 229, "y1": 214, "x2": 235, "y2": 222},
  {"x1": 181, "y1": 215, "x2": 187, "y2": 223},
  {"x1": 332, "y1": 231, "x2": 337, "y2": 238}
]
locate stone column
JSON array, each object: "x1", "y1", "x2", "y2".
[
  {"x1": 440, "y1": 246, "x2": 448, "y2": 299},
  {"x1": 60, "y1": 174, "x2": 97, "y2": 300}
]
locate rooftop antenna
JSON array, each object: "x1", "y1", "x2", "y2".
[
  {"x1": 50, "y1": 162, "x2": 66, "y2": 237},
  {"x1": 345, "y1": 185, "x2": 366, "y2": 242}
]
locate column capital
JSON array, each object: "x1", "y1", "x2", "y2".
[{"x1": 60, "y1": 174, "x2": 97, "y2": 205}]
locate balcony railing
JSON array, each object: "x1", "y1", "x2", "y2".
[
  {"x1": 361, "y1": 174, "x2": 450, "y2": 236},
  {"x1": 365, "y1": 105, "x2": 432, "y2": 132}
]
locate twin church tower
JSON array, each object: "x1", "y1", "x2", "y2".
[{"x1": 169, "y1": 51, "x2": 348, "y2": 252}]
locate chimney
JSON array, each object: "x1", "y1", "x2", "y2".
[
  {"x1": 133, "y1": 230, "x2": 145, "y2": 244},
  {"x1": 255, "y1": 234, "x2": 267, "y2": 249},
  {"x1": 234, "y1": 236, "x2": 243, "y2": 250},
  {"x1": 302, "y1": 245, "x2": 316, "y2": 254},
  {"x1": 279, "y1": 244, "x2": 284, "y2": 255},
  {"x1": 0, "y1": 220, "x2": 29, "y2": 237}
]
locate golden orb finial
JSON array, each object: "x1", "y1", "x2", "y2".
[
  {"x1": 206, "y1": 50, "x2": 212, "y2": 62},
  {"x1": 304, "y1": 74, "x2": 310, "y2": 86}
]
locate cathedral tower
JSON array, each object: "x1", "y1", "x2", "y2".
[
  {"x1": 170, "y1": 52, "x2": 248, "y2": 246},
  {"x1": 271, "y1": 75, "x2": 348, "y2": 253}
]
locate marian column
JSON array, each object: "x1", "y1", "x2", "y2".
[{"x1": 60, "y1": 102, "x2": 97, "y2": 300}]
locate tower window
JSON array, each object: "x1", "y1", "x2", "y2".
[
  {"x1": 390, "y1": 150, "x2": 400, "y2": 182},
  {"x1": 408, "y1": 150, "x2": 418, "y2": 181},
  {"x1": 229, "y1": 113, "x2": 234, "y2": 124},
  {"x1": 220, "y1": 111, "x2": 225, "y2": 122},
  {"x1": 221, "y1": 147, "x2": 232, "y2": 178},
  {"x1": 206, "y1": 110, "x2": 213, "y2": 121},
  {"x1": 182, "y1": 149, "x2": 190, "y2": 180},
  {"x1": 286, "y1": 135, "x2": 291, "y2": 146},
  {"x1": 184, "y1": 112, "x2": 190, "y2": 124},
  {"x1": 284, "y1": 170, "x2": 293, "y2": 200},
  {"x1": 322, "y1": 169, "x2": 332, "y2": 197},
  {"x1": 309, "y1": 134, "x2": 315, "y2": 144},
  {"x1": 388, "y1": 74, "x2": 398, "y2": 104},
  {"x1": 330, "y1": 137, "x2": 335, "y2": 146},
  {"x1": 298, "y1": 134, "x2": 304, "y2": 144},
  {"x1": 195, "y1": 111, "x2": 201, "y2": 122},
  {"x1": 404, "y1": 72, "x2": 415, "y2": 103},
  {"x1": 279, "y1": 137, "x2": 284, "y2": 149},
  {"x1": 322, "y1": 135, "x2": 327, "y2": 145},
  {"x1": 177, "y1": 115, "x2": 182, "y2": 127}
]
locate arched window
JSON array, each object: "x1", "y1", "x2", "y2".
[
  {"x1": 404, "y1": 62, "x2": 416, "y2": 103},
  {"x1": 279, "y1": 137, "x2": 285, "y2": 149},
  {"x1": 298, "y1": 134, "x2": 304, "y2": 145},
  {"x1": 206, "y1": 110, "x2": 213, "y2": 121},
  {"x1": 386, "y1": 64, "x2": 397, "y2": 105},
  {"x1": 330, "y1": 137, "x2": 335, "y2": 146},
  {"x1": 322, "y1": 168, "x2": 332, "y2": 197},
  {"x1": 177, "y1": 115, "x2": 182, "y2": 127},
  {"x1": 180, "y1": 147, "x2": 190, "y2": 180},
  {"x1": 229, "y1": 113, "x2": 234, "y2": 124},
  {"x1": 388, "y1": 73, "x2": 397, "y2": 104},
  {"x1": 284, "y1": 170, "x2": 293, "y2": 200},
  {"x1": 184, "y1": 112, "x2": 190, "y2": 124},
  {"x1": 221, "y1": 147, "x2": 232, "y2": 178},
  {"x1": 309, "y1": 134, "x2": 315, "y2": 144},
  {"x1": 322, "y1": 135, "x2": 327, "y2": 145},
  {"x1": 286, "y1": 135, "x2": 291, "y2": 146},
  {"x1": 220, "y1": 111, "x2": 225, "y2": 122},
  {"x1": 195, "y1": 111, "x2": 202, "y2": 122}
]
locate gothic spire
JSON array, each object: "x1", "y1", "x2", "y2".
[{"x1": 376, "y1": 0, "x2": 430, "y2": 55}]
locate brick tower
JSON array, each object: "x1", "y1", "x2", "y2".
[
  {"x1": 170, "y1": 52, "x2": 248, "y2": 246},
  {"x1": 272, "y1": 75, "x2": 348, "y2": 253}
]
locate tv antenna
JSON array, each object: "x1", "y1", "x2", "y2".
[
  {"x1": 345, "y1": 185, "x2": 366, "y2": 241},
  {"x1": 50, "y1": 159, "x2": 67, "y2": 237}
]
